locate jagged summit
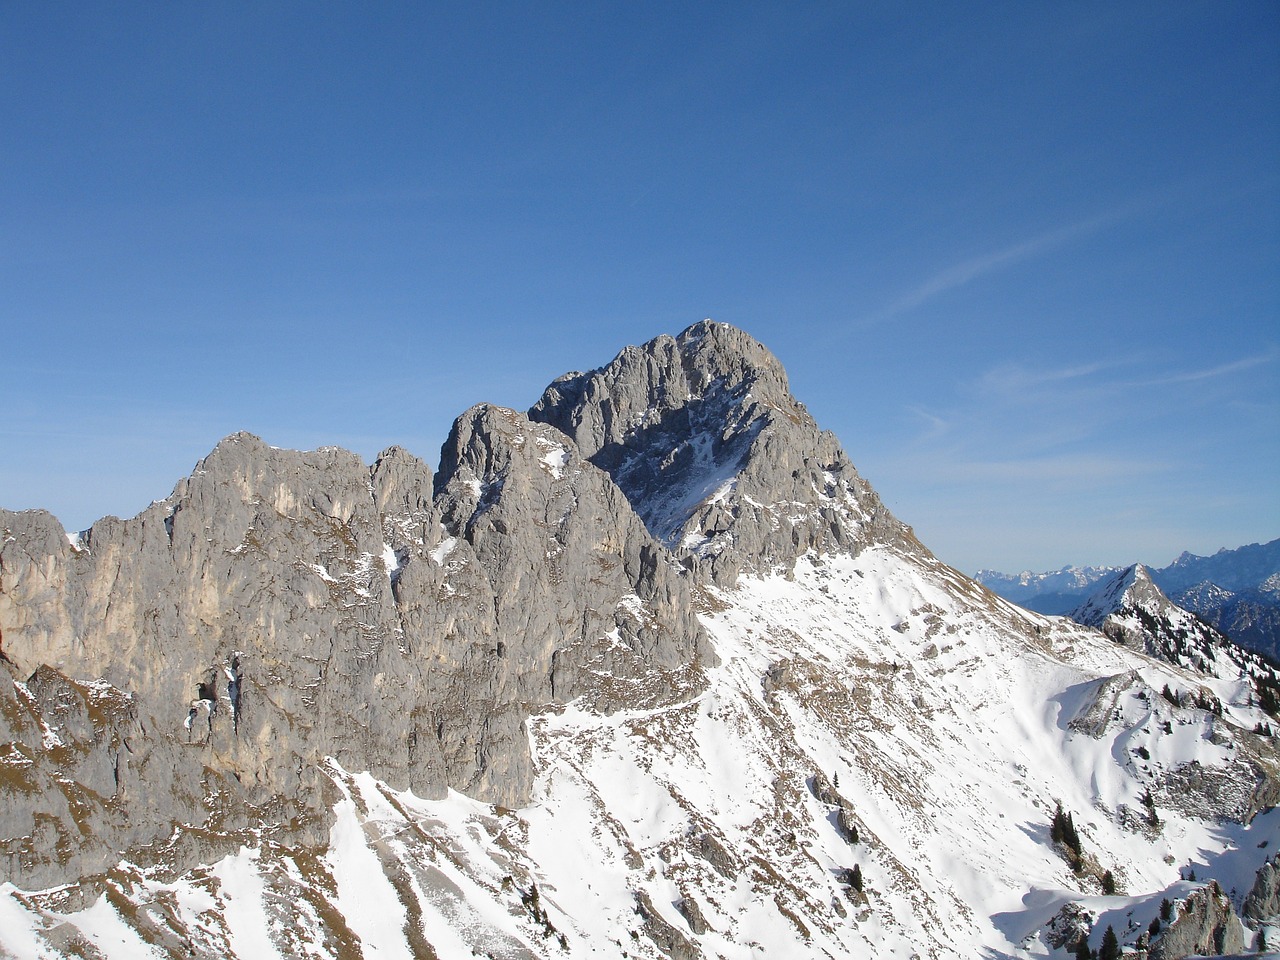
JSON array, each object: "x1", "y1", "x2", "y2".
[
  {"x1": 531, "y1": 320, "x2": 919, "y2": 585},
  {"x1": 1071, "y1": 564, "x2": 1167, "y2": 630},
  {"x1": 4, "y1": 322, "x2": 1280, "y2": 959}
]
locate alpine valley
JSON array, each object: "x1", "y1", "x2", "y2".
[{"x1": 2, "y1": 322, "x2": 1278, "y2": 960}]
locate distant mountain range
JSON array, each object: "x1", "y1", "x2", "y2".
[{"x1": 976, "y1": 538, "x2": 1280, "y2": 660}]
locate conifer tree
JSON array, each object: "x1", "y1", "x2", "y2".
[
  {"x1": 1098, "y1": 924, "x2": 1120, "y2": 960},
  {"x1": 1051, "y1": 802, "x2": 1065, "y2": 844},
  {"x1": 1064, "y1": 812, "x2": 1082, "y2": 857},
  {"x1": 850, "y1": 864, "x2": 863, "y2": 892},
  {"x1": 1074, "y1": 936, "x2": 1092, "y2": 960},
  {"x1": 1101, "y1": 870, "x2": 1116, "y2": 895}
]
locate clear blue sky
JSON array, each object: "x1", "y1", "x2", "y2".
[{"x1": 2, "y1": 2, "x2": 1276, "y2": 573}]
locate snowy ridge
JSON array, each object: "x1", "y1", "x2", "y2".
[
  {"x1": 2, "y1": 324, "x2": 1278, "y2": 959},
  {"x1": 1068, "y1": 565, "x2": 1280, "y2": 724},
  {"x1": 3, "y1": 546, "x2": 1278, "y2": 958}
]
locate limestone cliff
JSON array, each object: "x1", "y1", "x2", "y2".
[
  {"x1": 0, "y1": 407, "x2": 709, "y2": 887},
  {"x1": 530, "y1": 320, "x2": 918, "y2": 586}
]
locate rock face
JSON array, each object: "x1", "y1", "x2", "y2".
[
  {"x1": 1148, "y1": 882, "x2": 1250, "y2": 959},
  {"x1": 0, "y1": 405, "x2": 711, "y2": 886},
  {"x1": 3, "y1": 321, "x2": 1280, "y2": 960},
  {"x1": 530, "y1": 320, "x2": 919, "y2": 586},
  {"x1": 1243, "y1": 853, "x2": 1280, "y2": 925}
]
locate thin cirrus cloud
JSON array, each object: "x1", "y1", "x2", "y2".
[
  {"x1": 1132, "y1": 350, "x2": 1278, "y2": 387},
  {"x1": 976, "y1": 360, "x2": 1120, "y2": 398},
  {"x1": 871, "y1": 208, "x2": 1136, "y2": 324},
  {"x1": 974, "y1": 348, "x2": 1275, "y2": 404}
]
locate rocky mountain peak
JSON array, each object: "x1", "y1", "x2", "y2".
[
  {"x1": 531, "y1": 321, "x2": 919, "y2": 586},
  {"x1": 4, "y1": 323, "x2": 1280, "y2": 958},
  {"x1": 1071, "y1": 564, "x2": 1167, "y2": 629}
]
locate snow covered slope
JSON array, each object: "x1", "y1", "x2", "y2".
[
  {"x1": 2, "y1": 322, "x2": 1278, "y2": 959},
  {"x1": 1069, "y1": 565, "x2": 1280, "y2": 726}
]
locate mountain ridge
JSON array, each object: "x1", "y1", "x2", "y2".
[
  {"x1": 2, "y1": 321, "x2": 1278, "y2": 958},
  {"x1": 978, "y1": 540, "x2": 1280, "y2": 662}
]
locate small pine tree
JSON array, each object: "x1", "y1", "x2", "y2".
[
  {"x1": 1160, "y1": 897, "x2": 1173, "y2": 920},
  {"x1": 833, "y1": 772, "x2": 839, "y2": 789},
  {"x1": 850, "y1": 864, "x2": 863, "y2": 892},
  {"x1": 1064, "y1": 812, "x2": 1082, "y2": 857},
  {"x1": 1101, "y1": 870, "x2": 1116, "y2": 895},
  {"x1": 1074, "y1": 936, "x2": 1092, "y2": 960},
  {"x1": 1099, "y1": 924, "x2": 1120, "y2": 960},
  {"x1": 1051, "y1": 802, "x2": 1066, "y2": 844},
  {"x1": 1148, "y1": 916, "x2": 1161, "y2": 937},
  {"x1": 1140, "y1": 786, "x2": 1160, "y2": 826}
]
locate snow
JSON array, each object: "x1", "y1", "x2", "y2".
[
  {"x1": 381, "y1": 542, "x2": 401, "y2": 579},
  {"x1": 0, "y1": 885, "x2": 60, "y2": 960},
  {"x1": 54, "y1": 893, "x2": 166, "y2": 959},
  {"x1": 307, "y1": 562, "x2": 336, "y2": 583},
  {"x1": 323, "y1": 770, "x2": 414, "y2": 960},
  {"x1": 429, "y1": 536, "x2": 458, "y2": 565},
  {"x1": 535, "y1": 436, "x2": 571, "y2": 479},
  {"x1": 209, "y1": 846, "x2": 282, "y2": 960}
]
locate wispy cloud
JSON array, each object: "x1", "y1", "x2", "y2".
[
  {"x1": 971, "y1": 347, "x2": 1276, "y2": 404},
  {"x1": 870, "y1": 205, "x2": 1144, "y2": 324},
  {"x1": 906, "y1": 405, "x2": 952, "y2": 442},
  {"x1": 976, "y1": 360, "x2": 1122, "y2": 398},
  {"x1": 1134, "y1": 349, "x2": 1278, "y2": 387}
]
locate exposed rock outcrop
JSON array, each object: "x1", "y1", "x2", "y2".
[
  {"x1": 1148, "y1": 882, "x2": 1250, "y2": 959},
  {"x1": 530, "y1": 320, "x2": 919, "y2": 586},
  {"x1": 1243, "y1": 852, "x2": 1280, "y2": 925},
  {"x1": 0, "y1": 408, "x2": 711, "y2": 886}
]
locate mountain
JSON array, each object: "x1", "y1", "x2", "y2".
[
  {"x1": 1068, "y1": 565, "x2": 1280, "y2": 717},
  {"x1": 977, "y1": 540, "x2": 1280, "y2": 656},
  {"x1": 974, "y1": 565, "x2": 1124, "y2": 615},
  {"x1": 2, "y1": 321, "x2": 1278, "y2": 959},
  {"x1": 1158, "y1": 542, "x2": 1280, "y2": 596}
]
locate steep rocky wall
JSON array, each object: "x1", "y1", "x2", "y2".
[
  {"x1": 0, "y1": 409, "x2": 710, "y2": 886},
  {"x1": 1148, "y1": 882, "x2": 1250, "y2": 959},
  {"x1": 530, "y1": 320, "x2": 919, "y2": 586}
]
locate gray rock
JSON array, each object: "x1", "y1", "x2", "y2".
[
  {"x1": 677, "y1": 894, "x2": 711, "y2": 935},
  {"x1": 1149, "y1": 882, "x2": 1250, "y2": 959},
  {"x1": 809, "y1": 769, "x2": 849, "y2": 809},
  {"x1": 635, "y1": 889, "x2": 701, "y2": 960},
  {"x1": 1, "y1": 410, "x2": 713, "y2": 886},
  {"x1": 418, "y1": 403, "x2": 712, "y2": 800},
  {"x1": 695, "y1": 831, "x2": 738, "y2": 879},
  {"x1": 1045, "y1": 901, "x2": 1095, "y2": 951},
  {"x1": 1244, "y1": 853, "x2": 1280, "y2": 924},
  {"x1": 530, "y1": 320, "x2": 920, "y2": 587}
]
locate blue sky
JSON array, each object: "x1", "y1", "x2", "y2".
[{"x1": 2, "y1": 3, "x2": 1276, "y2": 573}]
